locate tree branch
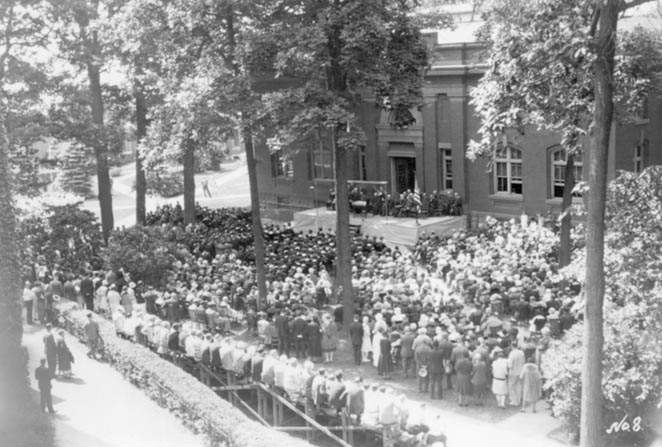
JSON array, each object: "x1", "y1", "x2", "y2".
[{"x1": 619, "y1": 0, "x2": 655, "y2": 12}]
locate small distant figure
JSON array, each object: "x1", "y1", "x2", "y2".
[
  {"x1": 35, "y1": 358, "x2": 55, "y2": 413},
  {"x1": 201, "y1": 179, "x2": 212, "y2": 198}
]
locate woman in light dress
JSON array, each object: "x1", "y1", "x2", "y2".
[
  {"x1": 372, "y1": 326, "x2": 384, "y2": 368},
  {"x1": 491, "y1": 350, "x2": 509, "y2": 409},
  {"x1": 361, "y1": 315, "x2": 372, "y2": 363}
]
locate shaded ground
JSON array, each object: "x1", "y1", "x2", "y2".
[{"x1": 23, "y1": 323, "x2": 204, "y2": 447}]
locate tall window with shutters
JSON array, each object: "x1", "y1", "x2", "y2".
[{"x1": 493, "y1": 145, "x2": 522, "y2": 195}]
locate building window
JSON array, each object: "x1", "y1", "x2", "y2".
[
  {"x1": 441, "y1": 148, "x2": 453, "y2": 190},
  {"x1": 311, "y1": 141, "x2": 333, "y2": 180},
  {"x1": 634, "y1": 138, "x2": 647, "y2": 174},
  {"x1": 271, "y1": 151, "x2": 293, "y2": 178},
  {"x1": 494, "y1": 145, "x2": 522, "y2": 195},
  {"x1": 551, "y1": 147, "x2": 583, "y2": 198}
]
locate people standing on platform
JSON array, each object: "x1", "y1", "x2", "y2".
[{"x1": 35, "y1": 359, "x2": 55, "y2": 413}]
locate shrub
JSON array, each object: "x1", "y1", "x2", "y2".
[
  {"x1": 17, "y1": 204, "x2": 104, "y2": 277},
  {"x1": 144, "y1": 168, "x2": 184, "y2": 198},
  {"x1": 56, "y1": 304, "x2": 313, "y2": 447},
  {"x1": 101, "y1": 226, "x2": 191, "y2": 288}
]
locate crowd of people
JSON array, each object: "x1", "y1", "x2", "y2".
[{"x1": 22, "y1": 206, "x2": 584, "y2": 440}]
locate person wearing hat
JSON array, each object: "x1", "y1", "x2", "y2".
[{"x1": 55, "y1": 330, "x2": 74, "y2": 378}]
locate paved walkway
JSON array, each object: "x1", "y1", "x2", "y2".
[{"x1": 24, "y1": 324, "x2": 205, "y2": 447}]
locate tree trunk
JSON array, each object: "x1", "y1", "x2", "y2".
[
  {"x1": 559, "y1": 153, "x2": 575, "y2": 267},
  {"x1": 243, "y1": 124, "x2": 267, "y2": 308},
  {"x1": 87, "y1": 64, "x2": 114, "y2": 240},
  {"x1": 580, "y1": 2, "x2": 618, "y2": 446},
  {"x1": 334, "y1": 133, "x2": 354, "y2": 331},
  {"x1": 183, "y1": 137, "x2": 196, "y2": 226},
  {"x1": 0, "y1": 103, "x2": 24, "y2": 387},
  {"x1": 134, "y1": 83, "x2": 147, "y2": 225}
]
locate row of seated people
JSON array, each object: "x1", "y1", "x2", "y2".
[
  {"x1": 111, "y1": 310, "x2": 447, "y2": 445},
  {"x1": 144, "y1": 293, "x2": 244, "y2": 333}
]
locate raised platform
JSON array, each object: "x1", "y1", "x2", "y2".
[{"x1": 292, "y1": 207, "x2": 465, "y2": 247}]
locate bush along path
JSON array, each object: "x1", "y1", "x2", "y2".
[{"x1": 53, "y1": 303, "x2": 315, "y2": 447}]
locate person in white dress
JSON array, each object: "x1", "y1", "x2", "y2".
[
  {"x1": 491, "y1": 351, "x2": 509, "y2": 409},
  {"x1": 361, "y1": 316, "x2": 372, "y2": 362},
  {"x1": 372, "y1": 327, "x2": 384, "y2": 368}
]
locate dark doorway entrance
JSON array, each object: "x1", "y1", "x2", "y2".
[{"x1": 391, "y1": 156, "x2": 416, "y2": 196}]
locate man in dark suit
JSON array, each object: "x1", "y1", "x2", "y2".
[
  {"x1": 326, "y1": 371, "x2": 347, "y2": 412},
  {"x1": 275, "y1": 310, "x2": 290, "y2": 356},
  {"x1": 348, "y1": 314, "x2": 364, "y2": 365},
  {"x1": 428, "y1": 341, "x2": 445, "y2": 399},
  {"x1": 438, "y1": 334, "x2": 454, "y2": 390},
  {"x1": 168, "y1": 323, "x2": 183, "y2": 354},
  {"x1": 143, "y1": 286, "x2": 159, "y2": 315},
  {"x1": 291, "y1": 312, "x2": 309, "y2": 358},
  {"x1": 399, "y1": 326, "x2": 416, "y2": 378},
  {"x1": 80, "y1": 274, "x2": 95, "y2": 311},
  {"x1": 35, "y1": 358, "x2": 55, "y2": 413},
  {"x1": 341, "y1": 377, "x2": 365, "y2": 424},
  {"x1": 43, "y1": 324, "x2": 57, "y2": 376},
  {"x1": 450, "y1": 338, "x2": 470, "y2": 390},
  {"x1": 414, "y1": 339, "x2": 431, "y2": 393}
]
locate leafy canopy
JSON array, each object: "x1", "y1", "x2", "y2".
[{"x1": 468, "y1": 0, "x2": 662, "y2": 160}]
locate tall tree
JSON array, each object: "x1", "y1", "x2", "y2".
[
  {"x1": 468, "y1": 1, "x2": 657, "y2": 445},
  {"x1": 123, "y1": 0, "x2": 276, "y2": 304},
  {"x1": 258, "y1": 0, "x2": 450, "y2": 329},
  {"x1": 49, "y1": 0, "x2": 117, "y2": 240},
  {"x1": 105, "y1": 0, "x2": 171, "y2": 225},
  {"x1": 0, "y1": 0, "x2": 51, "y2": 422}
]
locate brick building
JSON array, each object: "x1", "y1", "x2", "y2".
[{"x1": 256, "y1": 6, "x2": 661, "y2": 221}]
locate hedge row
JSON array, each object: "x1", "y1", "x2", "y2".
[{"x1": 55, "y1": 303, "x2": 313, "y2": 447}]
